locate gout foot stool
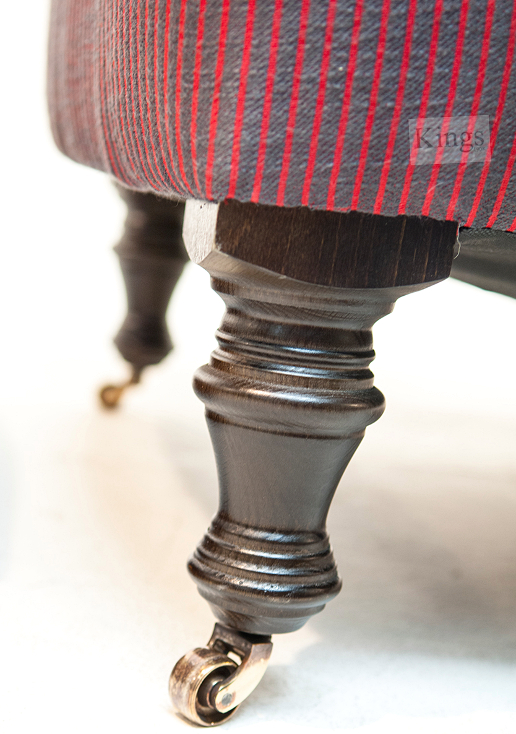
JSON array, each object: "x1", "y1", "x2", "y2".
[{"x1": 47, "y1": 0, "x2": 516, "y2": 725}]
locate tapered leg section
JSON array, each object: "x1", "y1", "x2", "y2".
[
  {"x1": 171, "y1": 200, "x2": 457, "y2": 723},
  {"x1": 100, "y1": 185, "x2": 189, "y2": 408}
]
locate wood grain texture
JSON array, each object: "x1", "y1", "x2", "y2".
[
  {"x1": 183, "y1": 201, "x2": 457, "y2": 635},
  {"x1": 113, "y1": 186, "x2": 188, "y2": 369},
  {"x1": 185, "y1": 200, "x2": 457, "y2": 289}
]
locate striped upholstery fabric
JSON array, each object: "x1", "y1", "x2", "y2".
[{"x1": 48, "y1": 0, "x2": 516, "y2": 230}]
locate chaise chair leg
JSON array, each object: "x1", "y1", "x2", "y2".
[
  {"x1": 169, "y1": 200, "x2": 457, "y2": 725},
  {"x1": 100, "y1": 185, "x2": 189, "y2": 408}
]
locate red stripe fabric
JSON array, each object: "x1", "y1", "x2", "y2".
[
  {"x1": 374, "y1": 0, "x2": 417, "y2": 214},
  {"x1": 326, "y1": 0, "x2": 363, "y2": 210},
  {"x1": 154, "y1": 0, "x2": 180, "y2": 193},
  {"x1": 252, "y1": 0, "x2": 283, "y2": 202},
  {"x1": 276, "y1": 0, "x2": 310, "y2": 207},
  {"x1": 351, "y1": 0, "x2": 391, "y2": 210},
  {"x1": 48, "y1": 0, "x2": 516, "y2": 231},
  {"x1": 173, "y1": 0, "x2": 194, "y2": 194},
  {"x1": 301, "y1": 0, "x2": 338, "y2": 207},
  {"x1": 486, "y1": 131, "x2": 516, "y2": 227},
  {"x1": 398, "y1": 0, "x2": 443, "y2": 214},
  {"x1": 189, "y1": 0, "x2": 207, "y2": 196},
  {"x1": 446, "y1": 0, "x2": 495, "y2": 219},
  {"x1": 228, "y1": 0, "x2": 257, "y2": 199},
  {"x1": 466, "y1": 0, "x2": 516, "y2": 226},
  {"x1": 205, "y1": 0, "x2": 230, "y2": 200},
  {"x1": 112, "y1": 0, "x2": 134, "y2": 182},
  {"x1": 138, "y1": 1, "x2": 163, "y2": 189},
  {"x1": 163, "y1": 0, "x2": 182, "y2": 192},
  {"x1": 125, "y1": 0, "x2": 149, "y2": 186},
  {"x1": 98, "y1": 3, "x2": 120, "y2": 178},
  {"x1": 145, "y1": 1, "x2": 167, "y2": 187},
  {"x1": 421, "y1": 0, "x2": 469, "y2": 216}
]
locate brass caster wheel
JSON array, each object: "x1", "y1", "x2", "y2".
[
  {"x1": 169, "y1": 624, "x2": 273, "y2": 727},
  {"x1": 99, "y1": 367, "x2": 142, "y2": 409}
]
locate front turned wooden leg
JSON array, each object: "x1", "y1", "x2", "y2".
[
  {"x1": 100, "y1": 185, "x2": 189, "y2": 408},
  {"x1": 190, "y1": 270, "x2": 388, "y2": 634},
  {"x1": 170, "y1": 200, "x2": 456, "y2": 725}
]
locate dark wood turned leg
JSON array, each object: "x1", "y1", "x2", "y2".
[
  {"x1": 100, "y1": 185, "x2": 189, "y2": 408},
  {"x1": 181, "y1": 200, "x2": 457, "y2": 636},
  {"x1": 169, "y1": 202, "x2": 457, "y2": 724},
  {"x1": 190, "y1": 272, "x2": 391, "y2": 633}
]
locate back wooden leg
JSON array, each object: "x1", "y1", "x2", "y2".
[
  {"x1": 100, "y1": 185, "x2": 188, "y2": 408},
  {"x1": 169, "y1": 200, "x2": 457, "y2": 725}
]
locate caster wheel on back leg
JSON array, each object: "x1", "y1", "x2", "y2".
[
  {"x1": 169, "y1": 624, "x2": 273, "y2": 727},
  {"x1": 99, "y1": 367, "x2": 142, "y2": 410}
]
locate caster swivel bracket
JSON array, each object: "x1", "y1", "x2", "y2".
[
  {"x1": 99, "y1": 366, "x2": 142, "y2": 409},
  {"x1": 169, "y1": 624, "x2": 273, "y2": 726}
]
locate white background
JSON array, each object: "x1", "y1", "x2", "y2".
[{"x1": 1, "y1": 2, "x2": 516, "y2": 732}]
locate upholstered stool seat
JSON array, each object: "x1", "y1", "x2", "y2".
[{"x1": 49, "y1": 0, "x2": 516, "y2": 227}]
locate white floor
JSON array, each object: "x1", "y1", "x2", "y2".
[{"x1": 2, "y1": 3, "x2": 516, "y2": 733}]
